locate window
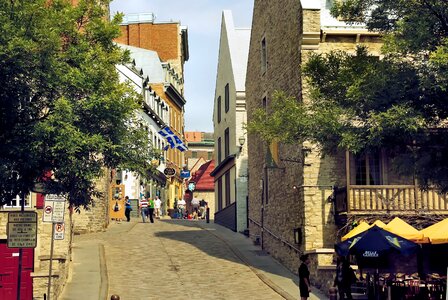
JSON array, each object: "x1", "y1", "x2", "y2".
[
  {"x1": 217, "y1": 96, "x2": 221, "y2": 123},
  {"x1": 218, "y1": 137, "x2": 222, "y2": 163},
  {"x1": 225, "y1": 171, "x2": 231, "y2": 206},
  {"x1": 224, "y1": 128, "x2": 229, "y2": 157},
  {"x1": 261, "y1": 37, "x2": 267, "y2": 74},
  {"x1": 4, "y1": 194, "x2": 31, "y2": 208},
  {"x1": 207, "y1": 151, "x2": 213, "y2": 160},
  {"x1": 192, "y1": 151, "x2": 198, "y2": 158},
  {"x1": 355, "y1": 152, "x2": 382, "y2": 185},
  {"x1": 218, "y1": 177, "x2": 223, "y2": 211},
  {"x1": 225, "y1": 83, "x2": 229, "y2": 113}
]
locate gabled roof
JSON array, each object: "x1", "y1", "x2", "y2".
[
  {"x1": 117, "y1": 43, "x2": 165, "y2": 83},
  {"x1": 222, "y1": 10, "x2": 251, "y2": 92},
  {"x1": 191, "y1": 160, "x2": 215, "y2": 191}
]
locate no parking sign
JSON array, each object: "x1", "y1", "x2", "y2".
[{"x1": 53, "y1": 223, "x2": 65, "y2": 240}]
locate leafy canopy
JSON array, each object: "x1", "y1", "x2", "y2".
[
  {"x1": 0, "y1": 0, "x2": 156, "y2": 208},
  {"x1": 247, "y1": 1, "x2": 448, "y2": 192}
]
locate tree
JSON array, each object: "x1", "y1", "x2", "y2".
[
  {"x1": 247, "y1": 1, "x2": 448, "y2": 192},
  {"x1": 0, "y1": 0, "x2": 156, "y2": 208}
]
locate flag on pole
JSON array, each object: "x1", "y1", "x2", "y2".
[{"x1": 158, "y1": 126, "x2": 188, "y2": 152}]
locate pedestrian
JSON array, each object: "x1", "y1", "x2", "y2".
[
  {"x1": 124, "y1": 196, "x2": 132, "y2": 222},
  {"x1": 299, "y1": 254, "x2": 311, "y2": 300},
  {"x1": 333, "y1": 256, "x2": 354, "y2": 300},
  {"x1": 154, "y1": 196, "x2": 162, "y2": 219},
  {"x1": 199, "y1": 199, "x2": 207, "y2": 219},
  {"x1": 177, "y1": 198, "x2": 186, "y2": 219},
  {"x1": 110, "y1": 295, "x2": 120, "y2": 300},
  {"x1": 191, "y1": 198, "x2": 200, "y2": 219},
  {"x1": 147, "y1": 197, "x2": 155, "y2": 223},
  {"x1": 139, "y1": 197, "x2": 148, "y2": 223}
]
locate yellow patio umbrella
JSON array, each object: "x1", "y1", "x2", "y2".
[
  {"x1": 370, "y1": 219, "x2": 387, "y2": 228},
  {"x1": 421, "y1": 218, "x2": 448, "y2": 244},
  {"x1": 384, "y1": 217, "x2": 427, "y2": 243},
  {"x1": 341, "y1": 221, "x2": 370, "y2": 241}
]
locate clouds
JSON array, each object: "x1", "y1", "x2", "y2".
[{"x1": 110, "y1": 0, "x2": 254, "y2": 131}]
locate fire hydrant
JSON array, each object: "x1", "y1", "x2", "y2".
[{"x1": 329, "y1": 287, "x2": 338, "y2": 300}]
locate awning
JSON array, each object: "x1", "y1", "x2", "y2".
[{"x1": 421, "y1": 218, "x2": 448, "y2": 244}]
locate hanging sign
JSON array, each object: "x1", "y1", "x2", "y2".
[{"x1": 164, "y1": 167, "x2": 176, "y2": 177}]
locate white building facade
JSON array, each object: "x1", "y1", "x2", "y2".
[{"x1": 211, "y1": 11, "x2": 250, "y2": 232}]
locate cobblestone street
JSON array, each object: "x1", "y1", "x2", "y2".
[{"x1": 69, "y1": 219, "x2": 285, "y2": 300}]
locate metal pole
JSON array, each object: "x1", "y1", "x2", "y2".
[
  {"x1": 16, "y1": 193, "x2": 25, "y2": 300},
  {"x1": 47, "y1": 223, "x2": 55, "y2": 300}
]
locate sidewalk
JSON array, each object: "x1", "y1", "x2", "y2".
[
  {"x1": 196, "y1": 221, "x2": 329, "y2": 300},
  {"x1": 60, "y1": 219, "x2": 329, "y2": 300}
]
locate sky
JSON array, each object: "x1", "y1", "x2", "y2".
[{"x1": 109, "y1": 0, "x2": 254, "y2": 132}]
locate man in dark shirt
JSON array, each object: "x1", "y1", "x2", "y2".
[{"x1": 299, "y1": 254, "x2": 311, "y2": 300}]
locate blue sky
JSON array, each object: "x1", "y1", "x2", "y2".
[{"x1": 110, "y1": 0, "x2": 254, "y2": 132}]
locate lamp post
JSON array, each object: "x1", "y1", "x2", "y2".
[{"x1": 238, "y1": 136, "x2": 245, "y2": 152}]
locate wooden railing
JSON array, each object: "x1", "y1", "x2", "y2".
[{"x1": 347, "y1": 185, "x2": 448, "y2": 214}]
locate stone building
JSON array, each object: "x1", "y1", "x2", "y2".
[
  {"x1": 246, "y1": 0, "x2": 379, "y2": 293},
  {"x1": 0, "y1": 194, "x2": 74, "y2": 299},
  {"x1": 247, "y1": 0, "x2": 448, "y2": 294},
  {"x1": 211, "y1": 10, "x2": 250, "y2": 233},
  {"x1": 115, "y1": 13, "x2": 189, "y2": 208}
]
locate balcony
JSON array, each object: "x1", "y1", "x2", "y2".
[{"x1": 335, "y1": 185, "x2": 448, "y2": 216}]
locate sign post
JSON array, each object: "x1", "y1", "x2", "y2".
[{"x1": 44, "y1": 194, "x2": 66, "y2": 300}]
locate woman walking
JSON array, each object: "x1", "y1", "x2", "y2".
[
  {"x1": 124, "y1": 196, "x2": 132, "y2": 222},
  {"x1": 299, "y1": 254, "x2": 311, "y2": 300}
]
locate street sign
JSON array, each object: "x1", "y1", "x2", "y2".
[
  {"x1": 53, "y1": 223, "x2": 65, "y2": 240},
  {"x1": 164, "y1": 167, "x2": 176, "y2": 177},
  {"x1": 7, "y1": 212, "x2": 37, "y2": 248},
  {"x1": 180, "y1": 170, "x2": 190, "y2": 178},
  {"x1": 43, "y1": 194, "x2": 66, "y2": 223}
]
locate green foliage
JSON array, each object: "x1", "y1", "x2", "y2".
[{"x1": 0, "y1": 0, "x2": 155, "y2": 208}]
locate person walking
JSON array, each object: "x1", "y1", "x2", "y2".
[
  {"x1": 199, "y1": 199, "x2": 207, "y2": 219},
  {"x1": 154, "y1": 196, "x2": 162, "y2": 219},
  {"x1": 177, "y1": 198, "x2": 186, "y2": 219},
  {"x1": 139, "y1": 197, "x2": 148, "y2": 223},
  {"x1": 124, "y1": 196, "x2": 132, "y2": 222},
  {"x1": 299, "y1": 254, "x2": 311, "y2": 300},
  {"x1": 333, "y1": 256, "x2": 354, "y2": 300},
  {"x1": 147, "y1": 197, "x2": 155, "y2": 223},
  {"x1": 191, "y1": 198, "x2": 200, "y2": 220}
]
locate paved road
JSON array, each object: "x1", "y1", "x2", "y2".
[{"x1": 77, "y1": 219, "x2": 283, "y2": 300}]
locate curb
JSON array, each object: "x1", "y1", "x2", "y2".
[
  {"x1": 99, "y1": 243, "x2": 108, "y2": 300},
  {"x1": 196, "y1": 222, "x2": 296, "y2": 300}
]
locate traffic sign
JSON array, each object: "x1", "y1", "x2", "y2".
[
  {"x1": 43, "y1": 194, "x2": 66, "y2": 223},
  {"x1": 54, "y1": 223, "x2": 65, "y2": 240},
  {"x1": 7, "y1": 212, "x2": 37, "y2": 248}
]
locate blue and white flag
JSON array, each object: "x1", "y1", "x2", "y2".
[{"x1": 158, "y1": 126, "x2": 188, "y2": 152}]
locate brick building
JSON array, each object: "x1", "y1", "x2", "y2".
[{"x1": 115, "y1": 13, "x2": 189, "y2": 207}]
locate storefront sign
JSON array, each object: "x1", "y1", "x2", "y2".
[
  {"x1": 164, "y1": 167, "x2": 176, "y2": 177},
  {"x1": 180, "y1": 170, "x2": 190, "y2": 178}
]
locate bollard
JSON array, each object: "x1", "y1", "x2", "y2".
[
  {"x1": 329, "y1": 287, "x2": 337, "y2": 300},
  {"x1": 206, "y1": 207, "x2": 210, "y2": 223},
  {"x1": 110, "y1": 295, "x2": 120, "y2": 300}
]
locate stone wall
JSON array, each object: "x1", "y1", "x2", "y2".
[
  {"x1": 72, "y1": 174, "x2": 110, "y2": 234},
  {"x1": 246, "y1": 0, "x2": 304, "y2": 272},
  {"x1": 246, "y1": 0, "x2": 385, "y2": 295},
  {"x1": 0, "y1": 194, "x2": 74, "y2": 300}
]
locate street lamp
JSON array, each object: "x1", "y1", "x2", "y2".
[{"x1": 238, "y1": 136, "x2": 246, "y2": 152}]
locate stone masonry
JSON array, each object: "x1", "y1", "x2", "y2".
[{"x1": 246, "y1": 0, "x2": 383, "y2": 294}]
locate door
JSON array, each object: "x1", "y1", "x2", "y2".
[{"x1": 0, "y1": 242, "x2": 34, "y2": 300}]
